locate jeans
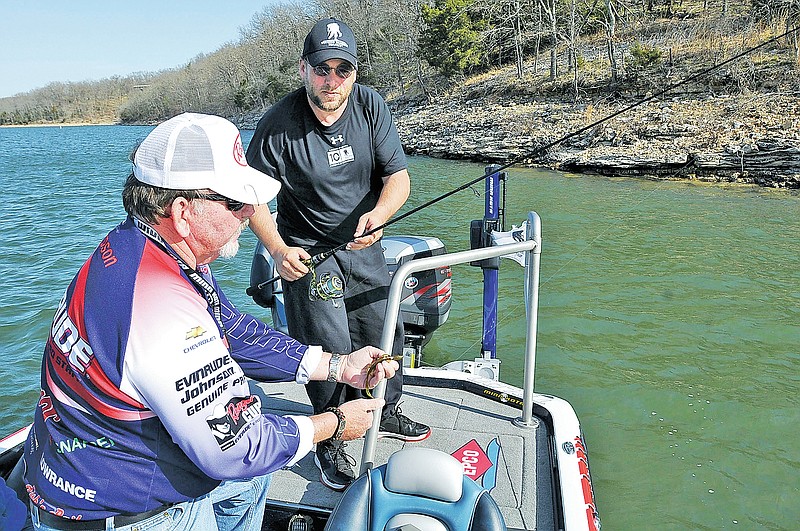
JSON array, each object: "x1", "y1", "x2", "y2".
[{"x1": 26, "y1": 474, "x2": 271, "y2": 531}]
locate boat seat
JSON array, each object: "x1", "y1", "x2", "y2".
[{"x1": 324, "y1": 447, "x2": 506, "y2": 531}]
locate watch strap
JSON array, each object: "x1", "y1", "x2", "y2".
[{"x1": 327, "y1": 352, "x2": 341, "y2": 382}]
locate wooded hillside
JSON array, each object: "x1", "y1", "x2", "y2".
[{"x1": 0, "y1": 0, "x2": 797, "y2": 127}]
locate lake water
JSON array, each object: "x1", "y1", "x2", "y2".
[{"x1": 1, "y1": 125, "x2": 798, "y2": 529}]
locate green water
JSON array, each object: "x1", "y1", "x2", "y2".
[
  {"x1": 394, "y1": 161, "x2": 800, "y2": 530},
  {"x1": 1, "y1": 126, "x2": 798, "y2": 529}
]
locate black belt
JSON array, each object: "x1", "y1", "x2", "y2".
[{"x1": 34, "y1": 504, "x2": 172, "y2": 530}]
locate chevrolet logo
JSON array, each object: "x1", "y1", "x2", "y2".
[{"x1": 185, "y1": 326, "x2": 206, "y2": 340}]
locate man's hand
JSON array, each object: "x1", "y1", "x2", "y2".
[
  {"x1": 346, "y1": 169, "x2": 409, "y2": 251},
  {"x1": 311, "y1": 398, "x2": 385, "y2": 443},
  {"x1": 347, "y1": 209, "x2": 387, "y2": 251},
  {"x1": 338, "y1": 398, "x2": 385, "y2": 440},
  {"x1": 273, "y1": 245, "x2": 311, "y2": 281},
  {"x1": 340, "y1": 346, "x2": 399, "y2": 389}
]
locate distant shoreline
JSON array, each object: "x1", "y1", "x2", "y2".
[
  {"x1": 0, "y1": 122, "x2": 117, "y2": 128},
  {"x1": 5, "y1": 98, "x2": 798, "y2": 189}
]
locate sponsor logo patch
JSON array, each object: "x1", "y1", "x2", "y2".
[
  {"x1": 206, "y1": 395, "x2": 261, "y2": 451},
  {"x1": 327, "y1": 145, "x2": 354, "y2": 167},
  {"x1": 233, "y1": 133, "x2": 248, "y2": 166},
  {"x1": 452, "y1": 438, "x2": 501, "y2": 490},
  {"x1": 185, "y1": 326, "x2": 206, "y2": 340}
]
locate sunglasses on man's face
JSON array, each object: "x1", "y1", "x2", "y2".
[
  {"x1": 309, "y1": 62, "x2": 355, "y2": 79},
  {"x1": 201, "y1": 193, "x2": 246, "y2": 212}
]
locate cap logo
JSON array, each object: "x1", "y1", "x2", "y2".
[
  {"x1": 233, "y1": 133, "x2": 247, "y2": 167},
  {"x1": 321, "y1": 22, "x2": 348, "y2": 49}
]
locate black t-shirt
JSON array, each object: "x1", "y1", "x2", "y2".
[{"x1": 246, "y1": 84, "x2": 408, "y2": 249}]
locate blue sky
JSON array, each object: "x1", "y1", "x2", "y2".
[{"x1": 0, "y1": 1, "x2": 275, "y2": 98}]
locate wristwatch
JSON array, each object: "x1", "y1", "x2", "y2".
[
  {"x1": 326, "y1": 407, "x2": 346, "y2": 441},
  {"x1": 327, "y1": 352, "x2": 341, "y2": 382}
]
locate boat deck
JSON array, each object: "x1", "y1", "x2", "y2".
[{"x1": 253, "y1": 372, "x2": 556, "y2": 531}]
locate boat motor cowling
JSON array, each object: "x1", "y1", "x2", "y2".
[
  {"x1": 382, "y1": 236, "x2": 452, "y2": 362},
  {"x1": 249, "y1": 242, "x2": 277, "y2": 310},
  {"x1": 249, "y1": 241, "x2": 289, "y2": 334}
]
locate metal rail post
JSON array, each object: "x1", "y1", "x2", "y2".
[{"x1": 361, "y1": 215, "x2": 541, "y2": 472}]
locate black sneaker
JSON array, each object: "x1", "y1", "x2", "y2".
[
  {"x1": 379, "y1": 405, "x2": 431, "y2": 442},
  {"x1": 314, "y1": 440, "x2": 355, "y2": 491}
]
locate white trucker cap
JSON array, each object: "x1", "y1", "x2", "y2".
[{"x1": 133, "y1": 113, "x2": 279, "y2": 205}]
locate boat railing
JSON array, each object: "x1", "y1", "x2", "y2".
[{"x1": 361, "y1": 211, "x2": 542, "y2": 473}]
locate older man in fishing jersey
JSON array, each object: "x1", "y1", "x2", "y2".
[
  {"x1": 19, "y1": 113, "x2": 396, "y2": 531},
  {"x1": 246, "y1": 18, "x2": 431, "y2": 492}
]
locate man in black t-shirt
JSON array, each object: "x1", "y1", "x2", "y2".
[{"x1": 246, "y1": 17, "x2": 431, "y2": 491}]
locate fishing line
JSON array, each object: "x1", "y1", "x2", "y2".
[
  {"x1": 371, "y1": 26, "x2": 797, "y2": 230},
  {"x1": 409, "y1": 26, "x2": 799, "y2": 366},
  {"x1": 247, "y1": 25, "x2": 797, "y2": 295}
]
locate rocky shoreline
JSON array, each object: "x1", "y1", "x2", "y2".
[
  {"x1": 46, "y1": 90, "x2": 797, "y2": 190},
  {"x1": 390, "y1": 92, "x2": 800, "y2": 189}
]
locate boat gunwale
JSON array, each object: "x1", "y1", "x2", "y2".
[{"x1": 404, "y1": 366, "x2": 600, "y2": 531}]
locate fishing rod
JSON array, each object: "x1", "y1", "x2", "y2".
[
  {"x1": 246, "y1": 246, "x2": 341, "y2": 296},
  {"x1": 246, "y1": 26, "x2": 797, "y2": 296}
]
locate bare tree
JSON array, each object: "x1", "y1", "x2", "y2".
[
  {"x1": 604, "y1": 0, "x2": 620, "y2": 83},
  {"x1": 539, "y1": 0, "x2": 560, "y2": 80},
  {"x1": 476, "y1": 0, "x2": 537, "y2": 78},
  {"x1": 568, "y1": 0, "x2": 579, "y2": 97}
]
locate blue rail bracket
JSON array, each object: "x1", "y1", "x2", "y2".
[{"x1": 469, "y1": 165, "x2": 508, "y2": 360}]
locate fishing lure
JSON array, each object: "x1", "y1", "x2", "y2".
[{"x1": 364, "y1": 354, "x2": 404, "y2": 398}]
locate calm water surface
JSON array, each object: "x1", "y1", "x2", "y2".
[{"x1": 1, "y1": 125, "x2": 798, "y2": 529}]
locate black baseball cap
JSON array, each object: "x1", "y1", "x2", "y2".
[{"x1": 302, "y1": 18, "x2": 358, "y2": 67}]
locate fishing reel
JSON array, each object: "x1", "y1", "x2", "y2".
[{"x1": 308, "y1": 271, "x2": 344, "y2": 301}]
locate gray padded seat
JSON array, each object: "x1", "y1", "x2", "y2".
[{"x1": 325, "y1": 447, "x2": 506, "y2": 531}]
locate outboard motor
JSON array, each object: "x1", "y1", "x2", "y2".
[
  {"x1": 248, "y1": 235, "x2": 452, "y2": 366},
  {"x1": 249, "y1": 241, "x2": 289, "y2": 334},
  {"x1": 382, "y1": 236, "x2": 452, "y2": 367}
]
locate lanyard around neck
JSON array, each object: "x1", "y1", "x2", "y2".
[{"x1": 132, "y1": 217, "x2": 229, "y2": 343}]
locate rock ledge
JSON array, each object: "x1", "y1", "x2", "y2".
[{"x1": 392, "y1": 93, "x2": 800, "y2": 189}]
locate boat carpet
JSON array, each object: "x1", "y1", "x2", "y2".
[{"x1": 252, "y1": 378, "x2": 555, "y2": 531}]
